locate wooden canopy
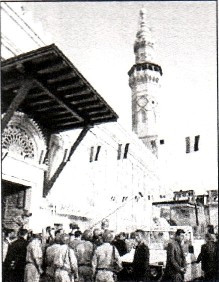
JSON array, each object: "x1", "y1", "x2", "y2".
[{"x1": 1, "y1": 44, "x2": 118, "y2": 133}]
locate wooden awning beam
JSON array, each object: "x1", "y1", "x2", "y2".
[
  {"x1": 1, "y1": 79, "x2": 34, "y2": 131},
  {"x1": 37, "y1": 61, "x2": 68, "y2": 74},
  {"x1": 57, "y1": 80, "x2": 84, "y2": 91},
  {"x1": 47, "y1": 72, "x2": 77, "y2": 84},
  {"x1": 64, "y1": 89, "x2": 91, "y2": 98},
  {"x1": 2, "y1": 81, "x2": 23, "y2": 91},
  {"x1": 32, "y1": 78, "x2": 84, "y2": 122}
]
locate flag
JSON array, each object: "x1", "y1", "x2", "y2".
[{"x1": 185, "y1": 135, "x2": 200, "y2": 153}]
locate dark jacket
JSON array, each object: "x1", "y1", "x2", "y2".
[
  {"x1": 133, "y1": 242, "x2": 150, "y2": 281},
  {"x1": 163, "y1": 239, "x2": 186, "y2": 281},
  {"x1": 196, "y1": 241, "x2": 218, "y2": 280},
  {"x1": 4, "y1": 237, "x2": 28, "y2": 282},
  {"x1": 113, "y1": 239, "x2": 127, "y2": 256}
]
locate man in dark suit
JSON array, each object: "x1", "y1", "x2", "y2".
[
  {"x1": 162, "y1": 229, "x2": 186, "y2": 282},
  {"x1": 4, "y1": 228, "x2": 29, "y2": 282},
  {"x1": 113, "y1": 232, "x2": 128, "y2": 256},
  {"x1": 195, "y1": 233, "x2": 218, "y2": 281},
  {"x1": 133, "y1": 229, "x2": 150, "y2": 282}
]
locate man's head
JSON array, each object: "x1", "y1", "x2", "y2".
[
  {"x1": 32, "y1": 233, "x2": 42, "y2": 240},
  {"x1": 4, "y1": 228, "x2": 16, "y2": 240},
  {"x1": 74, "y1": 230, "x2": 82, "y2": 239},
  {"x1": 18, "y1": 228, "x2": 28, "y2": 239},
  {"x1": 60, "y1": 233, "x2": 69, "y2": 245},
  {"x1": 135, "y1": 229, "x2": 146, "y2": 244},
  {"x1": 205, "y1": 233, "x2": 216, "y2": 242},
  {"x1": 82, "y1": 229, "x2": 93, "y2": 241},
  {"x1": 119, "y1": 232, "x2": 126, "y2": 240},
  {"x1": 46, "y1": 226, "x2": 51, "y2": 233},
  {"x1": 54, "y1": 228, "x2": 63, "y2": 243},
  {"x1": 93, "y1": 228, "x2": 102, "y2": 239},
  {"x1": 46, "y1": 226, "x2": 55, "y2": 238},
  {"x1": 102, "y1": 230, "x2": 114, "y2": 243},
  {"x1": 175, "y1": 229, "x2": 185, "y2": 243}
]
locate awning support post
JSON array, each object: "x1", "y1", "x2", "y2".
[{"x1": 43, "y1": 125, "x2": 91, "y2": 197}]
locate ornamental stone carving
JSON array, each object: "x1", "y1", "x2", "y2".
[{"x1": 2, "y1": 111, "x2": 47, "y2": 164}]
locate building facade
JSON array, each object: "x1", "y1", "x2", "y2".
[{"x1": 1, "y1": 4, "x2": 162, "y2": 234}]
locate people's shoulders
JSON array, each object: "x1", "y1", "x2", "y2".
[
  {"x1": 142, "y1": 242, "x2": 149, "y2": 248},
  {"x1": 48, "y1": 242, "x2": 60, "y2": 252},
  {"x1": 85, "y1": 240, "x2": 93, "y2": 247},
  {"x1": 167, "y1": 239, "x2": 178, "y2": 248},
  {"x1": 58, "y1": 244, "x2": 67, "y2": 253},
  {"x1": 94, "y1": 242, "x2": 109, "y2": 253},
  {"x1": 138, "y1": 242, "x2": 149, "y2": 250},
  {"x1": 77, "y1": 239, "x2": 92, "y2": 248},
  {"x1": 84, "y1": 240, "x2": 94, "y2": 251},
  {"x1": 69, "y1": 240, "x2": 78, "y2": 248},
  {"x1": 95, "y1": 243, "x2": 104, "y2": 252},
  {"x1": 9, "y1": 237, "x2": 23, "y2": 248}
]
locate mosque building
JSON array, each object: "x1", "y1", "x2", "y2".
[
  {"x1": 1, "y1": 4, "x2": 165, "y2": 233},
  {"x1": 2, "y1": 3, "x2": 217, "y2": 235}
]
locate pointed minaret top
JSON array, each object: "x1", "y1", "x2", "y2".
[
  {"x1": 134, "y1": 8, "x2": 155, "y2": 63},
  {"x1": 139, "y1": 8, "x2": 147, "y2": 27},
  {"x1": 136, "y1": 8, "x2": 152, "y2": 41}
]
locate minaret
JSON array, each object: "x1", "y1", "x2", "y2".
[{"x1": 128, "y1": 9, "x2": 162, "y2": 157}]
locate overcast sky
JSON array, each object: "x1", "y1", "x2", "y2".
[{"x1": 8, "y1": 1, "x2": 218, "y2": 192}]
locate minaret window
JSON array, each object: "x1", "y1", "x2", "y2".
[
  {"x1": 90, "y1": 146, "x2": 94, "y2": 162},
  {"x1": 185, "y1": 137, "x2": 190, "y2": 153},
  {"x1": 117, "y1": 144, "x2": 122, "y2": 160},
  {"x1": 94, "y1": 146, "x2": 101, "y2": 161},
  {"x1": 123, "y1": 143, "x2": 130, "y2": 159},
  {"x1": 185, "y1": 135, "x2": 200, "y2": 153},
  {"x1": 140, "y1": 53, "x2": 145, "y2": 60},
  {"x1": 151, "y1": 140, "x2": 156, "y2": 148},
  {"x1": 194, "y1": 135, "x2": 200, "y2": 151},
  {"x1": 141, "y1": 109, "x2": 146, "y2": 123}
]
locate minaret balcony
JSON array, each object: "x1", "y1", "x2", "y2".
[{"x1": 128, "y1": 62, "x2": 162, "y2": 77}]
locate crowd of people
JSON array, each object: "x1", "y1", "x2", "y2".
[
  {"x1": 2, "y1": 223, "x2": 219, "y2": 282},
  {"x1": 3, "y1": 225, "x2": 127, "y2": 282}
]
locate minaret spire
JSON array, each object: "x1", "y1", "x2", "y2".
[
  {"x1": 128, "y1": 8, "x2": 163, "y2": 157},
  {"x1": 134, "y1": 8, "x2": 155, "y2": 64}
]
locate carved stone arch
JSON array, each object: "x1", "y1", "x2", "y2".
[{"x1": 2, "y1": 111, "x2": 47, "y2": 164}]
